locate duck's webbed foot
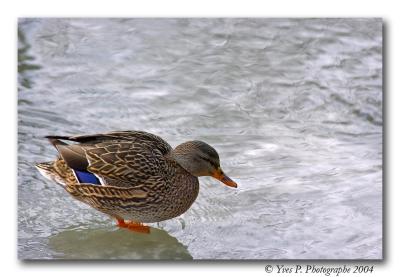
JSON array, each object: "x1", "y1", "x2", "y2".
[{"x1": 116, "y1": 218, "x2": 150, "y2": 234}]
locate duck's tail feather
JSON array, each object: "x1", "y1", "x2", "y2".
[
  {"x1": 35, "y1": 161, "x2": 66, "y2": 187},
  {"x1": 35, "y1": 159, "x2": 78, "y2": 187},
  {"x1": 35, "y1": 161, "x2": 54, "y2": 178}
]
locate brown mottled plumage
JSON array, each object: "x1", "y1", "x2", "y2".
[{"x1": 36, "y1": 130, "x2": 237, "y2": 232}]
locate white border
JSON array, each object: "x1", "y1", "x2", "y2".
[{"x1": 2, "y1": 0, "x2": 397, "y2": 276}]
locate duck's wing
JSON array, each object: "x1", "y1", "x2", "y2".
[
  {"x1": 46, "y1": 131, "x2": 172, "y2": 188},
  {"x1": 50, "y1": 138, "x2": 169, "y2": 189},
  {"x1": 84, "y1": 141, "x2": 168, "y2": 188}
]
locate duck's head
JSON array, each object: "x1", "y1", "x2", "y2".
[{"x1": 172, "y1": 141, "x2": 237, "y2": 188}]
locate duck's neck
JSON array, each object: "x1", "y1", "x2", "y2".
[{"x1": 170, "y1": 149, "x2": 195, "y2": 176}]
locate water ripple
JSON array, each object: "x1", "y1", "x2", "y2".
[{"x1": 18, "y1": 18, "x2": 382, "y2": 260}]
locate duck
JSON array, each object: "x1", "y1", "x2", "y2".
[{"x1": 36, "y1": 130, "x2": 237, "y2": 233}]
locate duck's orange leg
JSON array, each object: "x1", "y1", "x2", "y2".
[{"x1": 116, "y1": 218, "x2": 150, "y2": 234}]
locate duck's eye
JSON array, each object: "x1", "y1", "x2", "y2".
[{"x1": 201, "y1": 157, "x2": 218, "y2": 168}]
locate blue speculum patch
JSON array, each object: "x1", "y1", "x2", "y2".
[{"x1": 74, "y1": 170, "x2": 101, "y2": 185}]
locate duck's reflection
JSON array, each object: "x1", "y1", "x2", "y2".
[{"x1": 48, "y1": 226, "x2": 192, "y2": 260}]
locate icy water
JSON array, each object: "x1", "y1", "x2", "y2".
[{"x1": 18, "y1": 18, "x2": 382, "y2": 260}]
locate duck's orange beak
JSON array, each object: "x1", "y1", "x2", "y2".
[{"x1": 212, "y1": 167, "x2": 238, "y2": 188}]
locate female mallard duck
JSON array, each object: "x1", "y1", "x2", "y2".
[{"x1": 36, "y1": 130, "x2": 237, "y2": 233}]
